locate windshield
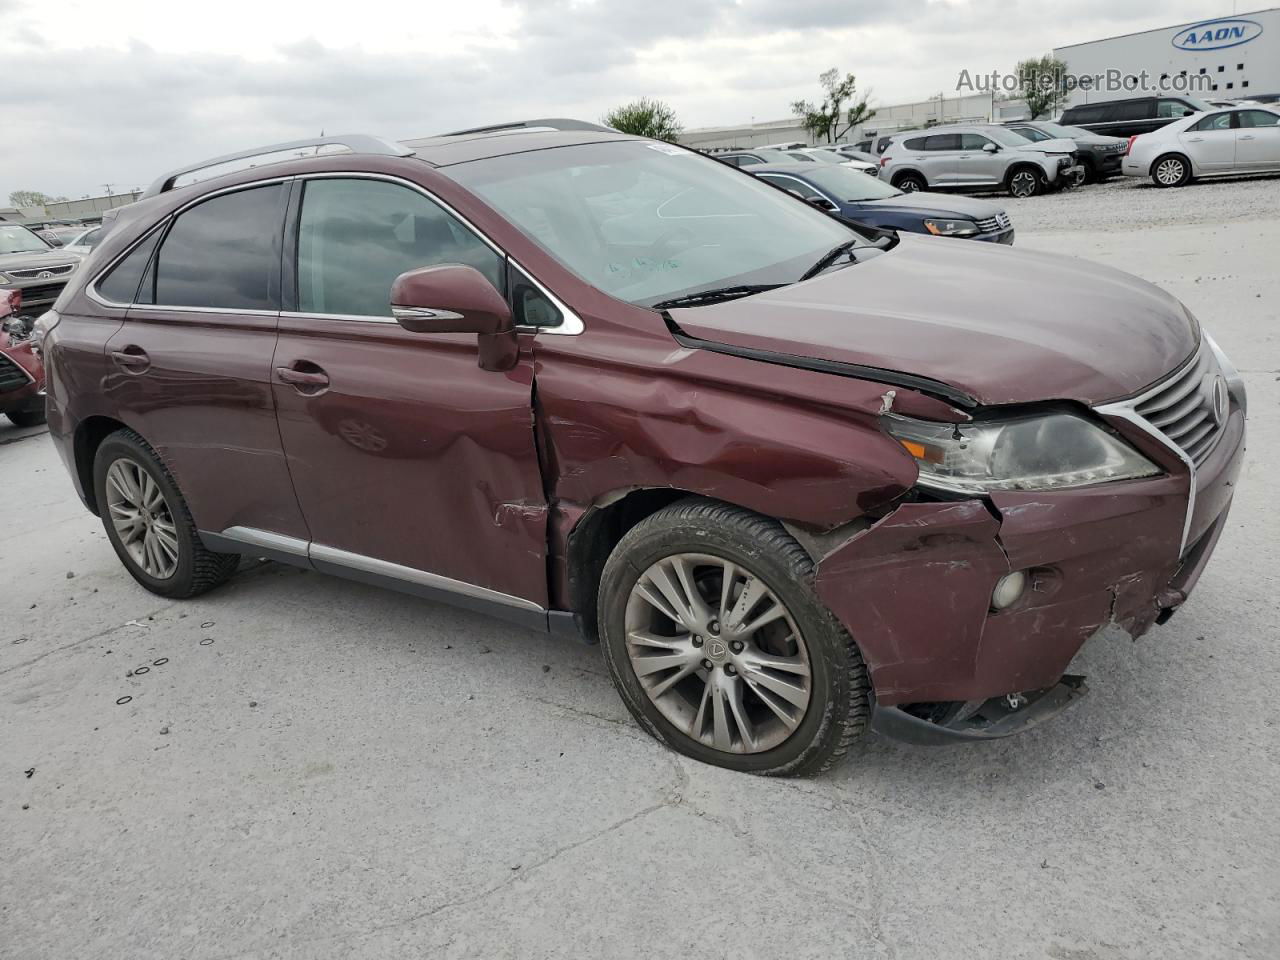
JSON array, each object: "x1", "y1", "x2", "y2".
[
  {"x1": 0, "y1": 224, "x2": 51, "y2": 255},
  {"x1": 793, "y1": 166, "x2": 903, "y2": 202},
  {"x1": 447, "y1": 140, "x2": 859, "y2": 308},
  {"x1": 986, "y1": 127, "x2": 1033, "y2": 147},
  {"x1": 1033, "y1": 122, "x2": 1081, "y2": 139},
  {"x1": 1061, "y1": 125, "x2": 1092, "y2": 138}
]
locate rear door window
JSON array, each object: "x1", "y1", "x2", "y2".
[
  {"x1": 295, "y1": 177, "x2": 504, "y2": 318},
  {"x1": 1238, "y1": 110, "x2": 1280, "y2": 128},
  {"x1": 1156, "y1": 99, "x2": 1190, "y2": 119},
  {"x1": 1112, "y1": 101, "x2": 1152, "y2": 122},
  {"x1": 153, "y1": 184, "x2": 286, "y2": 311},
  {"x1": 924, "y1": 134, "x2": 961, "y2": 151},
  {"x1": 903, "y1": 137, "x2": 928, "y2": 150},
  {"x1": 1193, "y1": 112, "x2": 1234, "y2": 131}
]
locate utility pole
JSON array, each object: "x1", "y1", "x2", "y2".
[{"x1": 103, "y1": 184, "x2": 114, "y2": 200}]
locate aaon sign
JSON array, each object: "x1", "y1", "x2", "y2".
[{"x1": 1172, "y1": 17, "x2": 1264, "y2": 51}]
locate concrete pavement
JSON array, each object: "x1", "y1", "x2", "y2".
[{"x1": 3, "y1": 185, "x2": 1278, "y2": 959}]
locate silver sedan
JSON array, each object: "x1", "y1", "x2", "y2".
[{"x1": 1123, "y1": 105, "x2": 1280, "y2": 187}]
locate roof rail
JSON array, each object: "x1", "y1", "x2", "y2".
[
  {"x1": 141, "y1": 134, "x2": 415, "y2": 199},
  {"x1": 439, "y1": 118, "x2": 616, "y2": 137}
]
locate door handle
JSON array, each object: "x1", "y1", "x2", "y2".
[
  {"x1": 1239, "y1": 135, "x2": 1256, "y2": 141},
  {"x1": 110, "y1": 347, "x2": 150, "y2": 372},
  {"x1": 275, "y1": 363, "x2": 330, "y2": 391},
  {"x1": 1186, "y1": 136, "x2": 1205, "y2": 142}
]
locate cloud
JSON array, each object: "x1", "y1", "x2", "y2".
[{"x1": 0, "y1": 0, "x2": 1217, "y2": 197}]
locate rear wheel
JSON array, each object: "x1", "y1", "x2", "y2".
[
  {"x1": 894, "y1": 172, "x2": 927, "y2": 193},
  {"x1": 1007, "y1": 167, "x2": 1044, "y2": 198},
  {"x1": 598, "y1": 498, "x2": 870, "y2": 776},
  {"x1": 93, "y1": 429, "x2": 239, "y2": 598},
  {"x1": 1152, "y1": 154, "x2": 1192, "y2": 187}
]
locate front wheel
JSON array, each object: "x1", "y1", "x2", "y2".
[
  {"x1": 894, "y1": 172, "x2": 927, "y2": 193},
  {"x1": 1152, "y1": 154, "x2": 1192, "y2": 187},
  {"x1": 598, "y1": 499, "x2": 870, "y2": 776},
  {"x1": 1007, "y1": 167, "x2": 1044, "y2": 198},
  {"x1": 93, "y1": 429, "x2": 240, "y2": 598}
]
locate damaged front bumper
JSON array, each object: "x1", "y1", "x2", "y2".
[{"x1": 813, "y1": 406, "x2": 1245, "y2": 743}]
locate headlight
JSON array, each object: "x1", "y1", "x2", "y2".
[
  {"x1": 923, "y1": 218, "x2": 979, "y2": 237},
  {"x1": 883, "y1": 410, "x2": 1160, "y2": 494}
]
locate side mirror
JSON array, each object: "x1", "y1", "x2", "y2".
[
  {"x1": 982, "y1": 142, "x2": 999, "y2": 153},
  {"x1": 390, "y1": 264, "x2": 517, "y2": 372}
]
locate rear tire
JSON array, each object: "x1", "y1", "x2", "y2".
[
  {"x1": 1151, "y1": 153, "x2": 1192, "y2": 187},
  {"x1": 5, "y1": 407, "x2": 46, "y2": 428},
  {"x1": 893, "y1": 172, "x2": 927, "y2": 193},
  {"x1": 93, "y1": 429, "x2": 240, "y2": 599},
  {"x1": 597, "y1": 498, "x2": 870, "y2": 776}
]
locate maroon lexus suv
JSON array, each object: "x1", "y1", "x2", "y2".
[{"x1": 40, "y1": 121, "x2": 1246, "y2": 775}]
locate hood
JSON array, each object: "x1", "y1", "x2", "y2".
[
  {"x1": 0, "y1": 249, "x2": 79, "y2": 270},
  {"x1": 861, "y1": 190, "x2": 1005, "y2": 220},
  {"x1": 669, "y1": 234, "x2": 1197, "y2": 407},
  {"x1": 1016, "y1": 137, "x2": 1075, "y2": 155},
  {"x1": 1073, "y1": 133, "x2": 1127, "y2": 147}
]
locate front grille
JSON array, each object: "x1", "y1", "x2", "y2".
[
  {"x1": 16, "y1": 282, "x2": 66, "y2": 305},
  {"x1": 975, "y1": 212, "x2": 1013, "y2": 233},
  {"x1": 0, "y1": 352, "x2": 34, "y2": 393},
  {"x1": 1134, "y1": 345, "x2": 1227, "y2": 466},
  {"x1": 6, "y1": 263, "x2": 75, "y2": 280}
]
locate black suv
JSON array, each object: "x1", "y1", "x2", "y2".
[{"x1": 1060, "y1": 96, "x2": 1212, "y2": 139}]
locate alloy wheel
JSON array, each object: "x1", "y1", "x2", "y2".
[
  {"x1": 105, "y1": 458, "x2": 180, "y2": 579},
  {"x1": 1010, "y1": 171, "x2": 1037, "y2": 198},
  {"x1": 1155, "y1": 158, "x2": 1185, "y2": 186},
  {"x1": 624, "y1": 553, "x2": 812, "y2": 754}
]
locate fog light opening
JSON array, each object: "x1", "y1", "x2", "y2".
[{"x1": 991, "y1": 571, "x2": 1028, "y2": 611}]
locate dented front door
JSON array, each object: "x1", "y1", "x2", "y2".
[
  {"x1": 271, "y1": 175, "x2": 547, "y2": 606},
  {"x1": 271, "y1": 320, "x2": 548, "y2": 606}
]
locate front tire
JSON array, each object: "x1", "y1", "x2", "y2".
[
  {"x1": 598, "y1": 498, "x2": 870, "y2": 776},
  {"x1": 894, "y1": 172, "x2": 927, "y2": 193},
  {"x1": 1007, "y1": 166, "x2": 1044, "y2": 198},
  {"x1": 93, "y1": 429, "x2": 240, "y2": 599},
  {"x1": 1151, "y1": 153, "x2": 1192, "y2": 187}
]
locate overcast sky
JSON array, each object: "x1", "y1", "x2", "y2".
[{"x1": 1, "y1": 0, "x2": 1230, "y2": 199}]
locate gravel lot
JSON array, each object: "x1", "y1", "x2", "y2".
[{"x1": 2, "y1": 177, "x2": 1278, "y2": 960}]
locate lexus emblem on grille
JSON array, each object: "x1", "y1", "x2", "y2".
[
  {"x1": 1204, "y1": 373, "x2": 1229, "y2": 427},
  {"x1": 1208, "y1": 373, "x2": 1228, "y2": 427}
]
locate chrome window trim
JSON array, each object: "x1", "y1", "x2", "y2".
[
  {"x1": 86, "y1": 170, "x2": 586, "y2": 336},
  {"x1": 86, "y1": 176, "x2": 294, "y2": 311},
  {"x1": 757, "y1": 172, "x2": 839, "y2": 209},
  {"x1": 293, "y1": 172, "x2": 585, "y2": 336}
]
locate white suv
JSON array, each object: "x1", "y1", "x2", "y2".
[{"x1": 880, "y1": 124, "x2": 1081, "y2": 198}]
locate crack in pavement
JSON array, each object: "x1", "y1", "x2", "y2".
[{"x1": 1, "y1": 603, "x2": 177, "y2": 677}]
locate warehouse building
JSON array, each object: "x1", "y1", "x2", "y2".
[{"x1": 1055, "y1": 8, "x2": 1280, "y2": 105}]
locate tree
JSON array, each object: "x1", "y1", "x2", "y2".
[
  {"x1": 791, "y1": 69, "x2": 875, "y2": 143},
  {"x1": 8, "y1": 190, "x2": 67, "y2": 208},
  {"x1": 602, "y1": 98, "x2": 683, "y2": 142},
  {"x1": 1016, "y1": 54, "x2": 1069, "y2": 119}
]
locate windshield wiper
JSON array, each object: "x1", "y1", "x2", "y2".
[
  {"x1": 799, "y1": 239, "x2": 858, "y2": 282},
  {"x1": 652, "y1": 284, "x2": 782, "y2": 310}
]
